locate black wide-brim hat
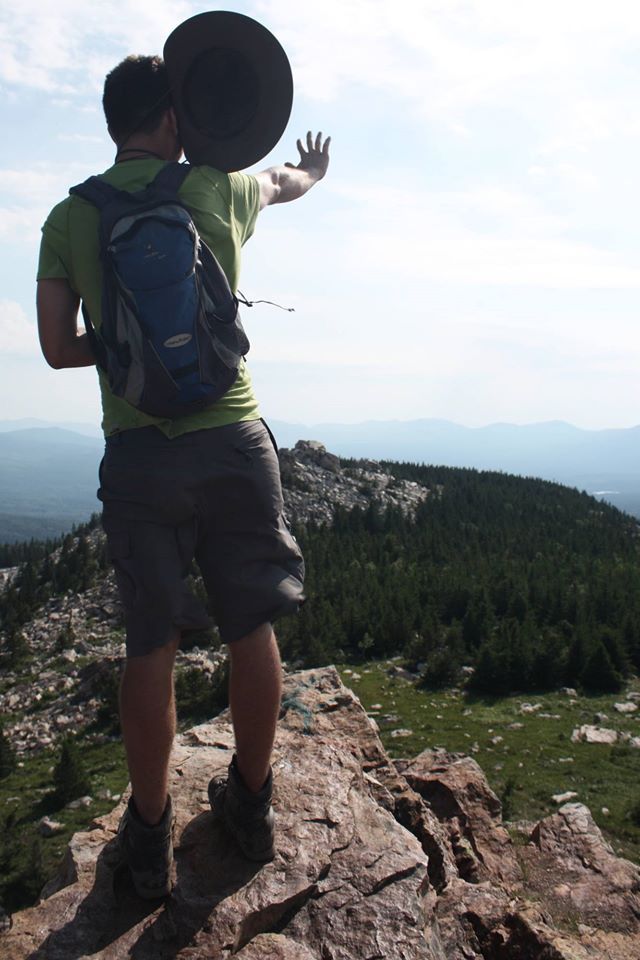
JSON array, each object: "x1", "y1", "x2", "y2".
[{"x1": 163, "y1": 11, "x2": 293, "y2": 172}]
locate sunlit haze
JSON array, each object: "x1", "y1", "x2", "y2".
[{"x1": 2, "y1": 0, "x2": 639, "y2": 430}]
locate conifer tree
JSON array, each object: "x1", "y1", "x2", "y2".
[
  {"x1": 7, "y1": 629, "x2": 28, "y2": 667},
  {"x1": 565, "y1": 623, "x2": 592, "y2": 686},
  {"x1": 0, "y1": 724, "x2": 15, "y2": 779},
  {"x1": 580, "y1": 641, "x2": 623, "y2": 693},
  {"x1": 622, "y1": 613, "x2": 640, "y2": 672},
  {"x1": 601, "y1": 629, "x2": 630, "y2": 678},
  {"x1": 53, "y1": 738, "x2": 91, "y2": 805},
  {"x1": 469, "y1": 639, "x2": 512, "y2": 696},
  {"x1": 530, "y1": 631, "x2": 564, "y2": 691}
]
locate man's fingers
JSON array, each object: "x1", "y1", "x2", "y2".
[{"x1": 294, "y1": 131, "x2": 331, "y2": 161}]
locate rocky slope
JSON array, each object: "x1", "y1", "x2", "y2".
[
  {"x1": 1, "y1": 667, "x2": 638, "y2": 959},
  {"x1": 0, "y1": 440, "x2": 431, "y2": 756}
]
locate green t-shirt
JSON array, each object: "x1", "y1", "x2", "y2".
[{"x1": 37, "y1": 159, "x2": 261, "y2": 437}]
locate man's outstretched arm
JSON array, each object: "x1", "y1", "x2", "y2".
[
  {"x1": 37, "y1": 279, "x2": 95, "y2": 369},
  {"x1": 256, "y1": 131, "x2": 330, "y2": 210}
]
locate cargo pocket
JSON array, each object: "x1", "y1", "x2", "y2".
[
  {"x1": 105, "y1": 528, "x2": 130, "y2": 561},
  {"x1": 175, "y1": 516, "x2": 198, "y2": 579},
  {"x1": 103, "y1": 525, "x2": 137, "y2": 607}
]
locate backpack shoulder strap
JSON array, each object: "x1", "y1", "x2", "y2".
[
  {"x1": 150, "y1": 162, "x2": 192, "y2": 195},
  {"x1": 79, "y1": 303, "x2": 107, "y2": 371},
  {"x1": 69, "y1": 176, "x2": 121, "y2": 210}
]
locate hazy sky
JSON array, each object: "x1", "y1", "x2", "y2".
[{"x1": 1, "y1": 0, "x2": 639, "y2": 430}]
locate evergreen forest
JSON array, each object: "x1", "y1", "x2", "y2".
[
  {"x1": 275, "y1": 463, "x2": 640, "y2": 695},
  {"x1": 2, "y1": 463, "x2": 640, "y2": 696}
]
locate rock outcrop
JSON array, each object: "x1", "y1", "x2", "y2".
[
  {"x1": 2, "y1": 667, "x2": 639, "y2": 959},
  {"x1": 278, "y1": 440, "x2": 431, "y2": 525}
]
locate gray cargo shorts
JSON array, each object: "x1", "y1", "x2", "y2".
[{"x1": 98, "y1": 418, "x2": 305, "y2": 657}]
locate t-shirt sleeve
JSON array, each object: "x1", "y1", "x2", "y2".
[
  {"x1": 36, "y1": 200, "x2": 72, "y2": 282},
  {"x1": 228, "y1": 172, "x2": 260, "y2": 246}
]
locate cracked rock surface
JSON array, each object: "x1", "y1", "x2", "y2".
[
  {"x1": 2, "y1": 667, "x2": 639, "y2": 959},
  {"x1": 0, "y1": 669, "x2": 431, "y2": 959}
]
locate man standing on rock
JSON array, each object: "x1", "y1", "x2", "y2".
[{"x1": 36, "y1": 15, "x2": 330, "y2": 899}]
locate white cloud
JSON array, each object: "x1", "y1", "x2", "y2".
[
  {"x1": 527, "y1": 163, "x2": 598, "y2": 191},
  {"x1": 0, "y1": 301, "x2": 39, "y2": 356},
  {"x1": 257, "y1": 0, "x2": 640, "y2": 110},
  {"x1": 0, "y1": 168, "x2": 67, "y2": 201},
  {"x1": 57, "y1": 134, "x2": 103, "y2": 144},
  {"x1": 0, "y1": 161, "x2": 112, "y2": 248},
  {"x1": 256, "y1": 0, "x2": 640, "y2": 214},
  {"x1": 0, "y1": 0, "x2": 196, "y2": 94},
  {"x1": 0, "y1": 206, "x2": 45, "y2": 246},
  {"x1": 328, "y1": 181, "x2": 640, "y2": 290}
]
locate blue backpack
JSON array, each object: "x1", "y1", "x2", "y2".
[{"x1": 69, "y1": 163, "x2": 250, "y2": 419}]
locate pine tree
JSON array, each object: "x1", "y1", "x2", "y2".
[
  {"x1": 507, "y1": 590, "x2": 528, "y2": 624},
  {"x1": 530, "y1": 631, "x2": 564, "y2": 691},
  {"x1": 56, "y1": 622, "x2": 75, "y2": 652},
  {"x1": 621, "y1": 614, "x2": 640, "y2": 673},
  {"x1": 469, "y1": 638, "x2": 512, "y2": 696},
  {"x1": 462, "y1": 594, "x2": 489, "y2": 650},
  {"x1": 7, "y1": 629, "x2": 28, "y2": 667},
  {"x1": 52, "y1": 738, "x2": 91, "y2": 805},
  {"x1": 601, "y1": 629, "x2": 630, "y2": 678},
  {"x1": 565, "y1": 623, "x2": 592, "y2": 686},
  {"x1": 580, "y1": 641, "x2": 623, "y2": 693},
  {"x1": 0, "y1": 724, "x2": 15, "y2": 779},
  {"x1": 418, "y1": 642, "x2": 461, "y2": 689}
]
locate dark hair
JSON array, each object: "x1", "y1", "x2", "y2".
[{"x1": 103, "y1": 55, "x2": 171, "y2": 143}]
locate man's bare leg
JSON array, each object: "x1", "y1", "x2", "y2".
[
  {"x1": 228, "y1": 622, "x2": 282, "y2": 793},
  {"x1": 119, "y1": 631, "x2": 180, "y2": 825}
]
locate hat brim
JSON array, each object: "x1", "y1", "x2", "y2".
[{"x1": 163, "y1": 11, "x2": 293, "y2": 172}]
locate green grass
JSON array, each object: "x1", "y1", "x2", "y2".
[
  {"x1": 337, "y1": 660, "x2": 640, "y2": 865},
  {"x1": 0, "y1": 738, "x2": 128, "y2": 913},
  {"x1": 0, "y1": 663, "x2": 228, "y2": 914},
  {"x1": 2, "y1": 658, "x2": 638, "y2": 915}
]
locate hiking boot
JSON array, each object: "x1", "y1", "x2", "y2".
[
  {"x1": 208, "y1": 754, "x2": 275, "y2": 862},
  {"x1": 116, "y1": 795, "x2": 174, "y2": 899}
]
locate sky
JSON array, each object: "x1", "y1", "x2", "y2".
[{"x1": 1, "y1": 0, "x2": 639, "y2": 430}]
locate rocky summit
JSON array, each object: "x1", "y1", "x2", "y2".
[
  {"x1": 279, "y1": 439, "x2": 431, "y2": 525},
  {"x1": 1, "y1": 667, "x2": 639, "y2": 959}
]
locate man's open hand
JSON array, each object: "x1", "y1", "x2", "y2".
[
  {"x1": 257, "y1": 131, "x2": 332, "y2": 208},
  {"x1": 285, "y1": 131, "x2": 331, "y2": 182}
]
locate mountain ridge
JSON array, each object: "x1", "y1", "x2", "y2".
[{"x1": 1, "y1": 418, "x2": 640, "y2": 545}]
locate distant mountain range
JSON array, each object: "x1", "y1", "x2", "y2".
[
  {"x1": 0, "y1": 418, "x2": 102, "y2": 439},
  {"x1": 0, "y1": 417, "x2": 639, "y2": 542},
  {"x1": 0, "y1": 427, "x2": 103, "y2": 542}
]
